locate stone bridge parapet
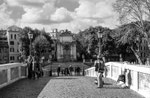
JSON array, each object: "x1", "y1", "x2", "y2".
[
  {"x1": 0, "y1": 63, "x2": 27, "y2": 89},
  {"x1": 85, "y1": 62, "x2": 150, "y2": 98}
]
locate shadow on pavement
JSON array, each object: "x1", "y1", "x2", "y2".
[
  {"x1": 0, "y1": 76, "x2": 51, "y2": 98},
  {"x1": 52, "y1": 77, "x2": 77, "y2": 80},
  {"x1": 102, "y1": 86, "x2": 122, "y2": 89},
  {"x1": 104, "y1": 83, "x2": 112, "y2": 85}
]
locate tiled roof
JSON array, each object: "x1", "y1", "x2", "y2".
[{"x1": 7, "y1": 25, "x2": 22, "y2": 32}]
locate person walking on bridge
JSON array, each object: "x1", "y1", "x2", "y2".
[
  {"x1": 27, "y1": 55, "x2": 33, "y2": 79},
  {"x1": 94, "y1": 56, "x2": 105, "y2": 88},
  {"x1": 57, "y1": 65, "x2": 61, "y2": 76},
  {"x1": 69, "y1": 65, "x2": 73, "y2": 76}
]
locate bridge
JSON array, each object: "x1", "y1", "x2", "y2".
[{"x1": 0, "y1": 62, "x2": 149, "y2": 98}]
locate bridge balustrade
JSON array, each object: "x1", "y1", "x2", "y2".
[
  {"x1": 0, "y1": 63, "x2": 27, "y2": 89},
  {"x1": 85, "y1": 62, "x2": 150, "y2": 98}
]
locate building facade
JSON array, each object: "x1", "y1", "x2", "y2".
[
  {"x1": 57, "y1": 29, "x2": 76, "y2": 62},
  {"x1": 139, "y1": 40, "x2": 149, "y2": 64},
  {"x1": 0, "y1": 30, "x2": 9, "y2": 64},
  {"x1": 7, "y1": 25, "x2": 21, "y2": 63},
  {"x1": 49, "y1": 29, "x2": 58, "y2": 61}
]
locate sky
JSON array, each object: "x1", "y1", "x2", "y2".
[{"x1": 0, "y1": 0, "x2": 119, "y2": 33}]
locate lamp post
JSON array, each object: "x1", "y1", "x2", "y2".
[
  {"x1": 136, "y1": 35, "x2": 140, "y2": 64},
  {"x1": 28, "y1": 31, "x2": 33, "y2": 56},
  {"x1": 82, "y1": 54, "x2": 85, "y2": 63},
  {"x1": 81, "y1": 54, "x2": 85, "y2": 76},
  {"x1": 147, "y1": 44, "x2": 150, "y2": 65},
  {"x1": 49, "y1": 55, "x2": 52, "y2": 76},
  {"x1": 97, "y1": 30, "x2": 103, "y2": 58}
]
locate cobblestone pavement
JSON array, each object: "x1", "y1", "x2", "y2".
[
  {"x1": 38, "y1": 76, "x2": 144, "y2": 98},
  {"x1": 0, "y1": 76, "x2": 51, "y2": 98},
  {"x1": 0, "y1": 62, "x2": 145, "y2": 98}
]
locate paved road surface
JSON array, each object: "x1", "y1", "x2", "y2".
[
  {"x1": 0, "y1": 76, "x2": 50, "y2": 98},
  {"x1": 0, "y1": 63, "x2": 145, "y2": 98},
  {"x1": 38, "y1": 76, "x2": 144, "y2": 98}
]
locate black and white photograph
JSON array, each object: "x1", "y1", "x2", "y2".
[{"x1": 0, "y1": 0, "x2": 149, "y2": 98}]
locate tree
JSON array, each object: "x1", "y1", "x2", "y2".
[
  {"x1": 19, "y1": 27, "x2": 53, "y2": 60},
  {"x1": 74, "y1": 30, "x2": 90, "y2": 60},
  {"x1": 88, "y1": 26, "x2": 117, "y2": 59},
  {"x1": 114, "y1": 22, "x2": 143, "y2": 63},
  {"x1": 33, "y1": 34, "x2": 51, "y2": 59},
  {"x1": 101, "y1": 29, "x2": 117, "y2": 57},
  {"x1": 75, "y1": 26, "x2": 117, "y2": 61},
  {"x1": 19, "y1": 27, "x2": 33, "y2": 58},
  {"x1": 113, "y1": 0, "x2": 150, "y2": 64}
]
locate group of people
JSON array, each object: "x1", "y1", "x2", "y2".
[
  {"x1": 27, "y1": 55, "x2": 43, "y2": 79},
  {"x1": 57, "y1": 65, "x2": 82, "y2": 76},
  {"x1": 94, "y1": 56, "x2": 130, "y2": 88}
]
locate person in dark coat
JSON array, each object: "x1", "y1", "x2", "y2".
[
  {"x1": 39, "y1": 59, "x2": 44, "y2": 77},
  {"x1": 76, "y1": 66, "x2": 81, "y2": 76},
  {"x1": 61, "y1": 68, "x2": 65, "y2": 76},
  {"x1": 32, "y1": 56, "x2": 39, "y2": 79},
  {"x1": 57, "y1": 65, "x2": 61, "y2": 76},
  {"x1": 94, "y1": 56, "x2": 105, "y2": 88},
  {"x1": 27, "y1": 55, "x2": 33, "y2": 79},
  {"x1": 69, "y1": 65, "x2": 73, "y2": 76},
  {"x1": 65, "y1": 67, "x2": 69, "y2": 76},
  {"x1": 75, "y1": 67, "x2": 77, "y2": 76}
]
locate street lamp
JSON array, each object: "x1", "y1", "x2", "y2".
[
  {"x1": 97, "y1": 30, "x2": 103, "y2": 58},
  {"x1": 82, "y1": 54, "x2": 85, "y2": 63},
  {"x1": 49, "y1": 55, "x2": 52, "y2": 76},
  {"x1": 28, "y1": 31, "x2": 33, "y2": 56}
]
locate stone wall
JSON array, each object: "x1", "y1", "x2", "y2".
[
  {"x1": 0, "y1": 63, "x2": 27, "y2": 89},
  {"x1": 85, "y1": 62, "x2": 150, "y2": 98}
]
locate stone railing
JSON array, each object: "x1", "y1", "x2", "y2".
[
  {"x1": 0, "y1": 63, "x2": 27, "y2": 89},
  {"x1": 85, "y1": 62, "x2": 150, "y2": 98}
]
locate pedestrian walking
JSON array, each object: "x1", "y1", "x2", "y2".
[
  {"x1": 32, "y1": 56, "x2": 40, "y2": 79},
  {"x1": 76, "y1": 66, "x2": 81, "y2": 76},
  {"x1": 69, "y1": 65, "x2": 73, "y2": 76},
  {"x1": 75, "y1": 67, "x2": 77, "y2": 76},
  {"x1": 39, "y1": 58, "x2": 44, "y2": 77},
  {"x1": 27, "y1": 55, "x2": 33, "y2": 79},
  {"x1": 57, "y1": 65, "x2": 61, "y2": 76},
  {"x1": 94, "y1": 56, "x2": 105, "y2": 88},
  {"x1": 65, "y1": 67, "x2": 69, "y2": 76},
  {"x1": 61, "y1": 68, "x2": 65, "y2": 76}
]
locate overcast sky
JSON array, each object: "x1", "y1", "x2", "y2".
[{"x1": 0, "y1": 0, "x2": 119, "y2": 33}]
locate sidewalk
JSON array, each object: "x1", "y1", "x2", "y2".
[
  {"x1": 0, "y1": 76, "x2": 51, "y2": 98},
  {"x1": 38, "y1": 76, "x2": 144, "y2": 98}
]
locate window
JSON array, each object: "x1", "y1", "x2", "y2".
[
  {"x1": 4, "y1": 49, "x2": 8, "y2": 53},
  {"x1": 10, "y1": 48, "x2": 14, "y2": 52},
  {"x1": 10, "y1": 41, "x2": 14, "y2": 45},
  {"x1": 14, "y1": 34, "x2": 16, "y2": 39},
  {"x1": 141, "y1": 53, "x2": 143, "y2": 57},
  {"x1": 11, "y1": 34, "x2": 13, "y2": 39},
  {"x1": 10, "y1": 56, "x2": 15, "y2": 60},
  {"x1": 140, "y1": 46, "x2": 142, "y2": 51}
]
